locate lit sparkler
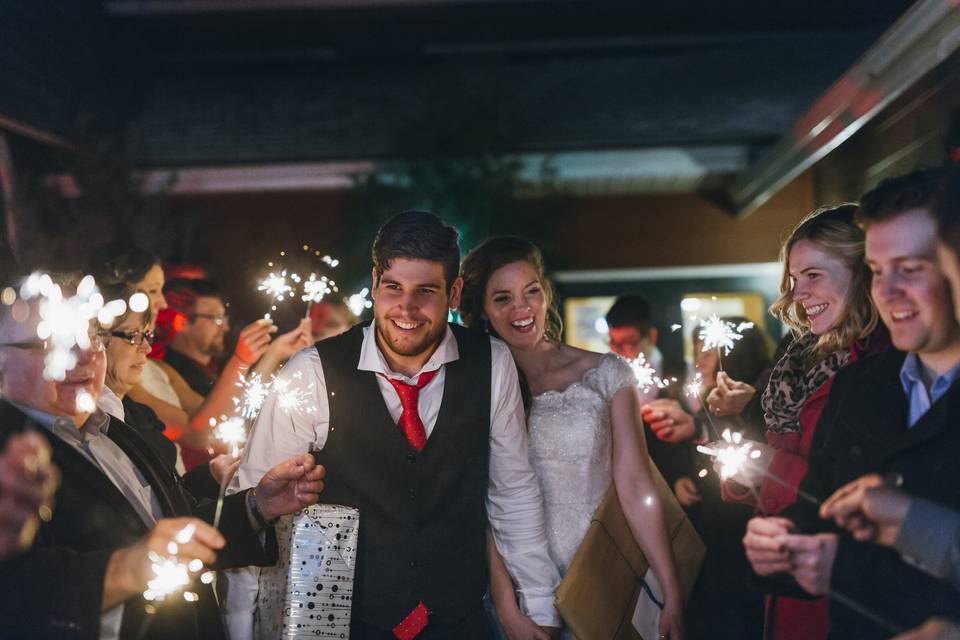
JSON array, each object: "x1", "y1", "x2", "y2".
[
  {"x1": 143, "y1": 522, "x2": 200, "y2": 603},
  {"x1": 235, "y1": 372, "x2": 270, "y2": 420},
  {"x1": 627, "y1": 353, "x2": 674, "y2": 394},
  {"x1": 696, "y1": 429, "x2": 758, "y2": 481},
  {"x1": 698, "y1": 314, "x2": 754, "y2": 371},
  {"x1": 18, "y1": 273, "x2": 115, "y2": 381},
  {"x1": 271, "y1": 371, "x2": 315, "y2": 415},
  {"x1": 212, "y1": 416, "x2": 247, "y2": 458},
  {"x1": 347, "y1": 288, "x2": 373, "y2": 317}
]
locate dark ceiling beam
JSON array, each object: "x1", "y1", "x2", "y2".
[
  {"x1": 728, "y1": 0, "x2": 960, "y2": 218},
  {"x1": 105, "y1": 0, "x2": 537, "y2": 15},
  {"x1": 0, "y1": 114, "x2": 79, "y2": 154}
]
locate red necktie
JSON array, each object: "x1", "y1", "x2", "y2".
[{"x1": 381, "y1": 369, "x2": 437, "y2": 452}]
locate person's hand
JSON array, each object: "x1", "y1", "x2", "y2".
[
  {"x1": 104, "y1": 517, "x2": 225, "y2": 608},
  {"x1": 706, "y1": 372, "x2": 756, "y2": 417},
  {"x1": 781, "y1": 533, "x2": 838, "y2": 596},
  {"x1": 893, "y1": 618, "x2": 960, "y2": 640},
  {"x1": 496, "y1": 605, "x2": 553, "y2": 640},
  {"x1": 673, "y1": 477, "x2": 702, "y2": 507},
  {"x1": 709, "y1": 440, "x2": 774, "y2": 489},
  {"x1": 819, "y1": 474, "x2": 910, "y2": 547},
  {"x1": 641, "y1": 399, "x2": 696, "y2": 443},
  {"x1": 264, "y1": 318, "x2": 313, "y2": 363},
  {"x1": 0, "y1": 433, "x2": 59, "y2": 559},
  {"x1": 743, "y1": 517, "x2": 794, "y2": 576},
  {"x1": 234, "y1": 319, "x2": 278, "y2": 365},
  {"x1": 254, "y1": 453, "x2": 326, "y2": 521},
  {"x1": 658, "y1": 598, "x2": 686, "y2": 640},
  {"x1": 209, "y1": 454, "x2": 241, "y2": 487}
]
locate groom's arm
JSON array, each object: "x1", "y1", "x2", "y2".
[
  {"x1": 221, "y1": 348, "x2": 329, "y2": 640},
  {"x1": 485, "y1": 338, "x2": 562, "y2": 628}
]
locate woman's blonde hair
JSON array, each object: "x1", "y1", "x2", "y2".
[{"x1": 769, "y1": 204, "x2": 878, "y2": 361}]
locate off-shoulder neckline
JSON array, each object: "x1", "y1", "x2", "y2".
[{"x1": 531, "y1": 352, "x2": 620, "y2": 399}]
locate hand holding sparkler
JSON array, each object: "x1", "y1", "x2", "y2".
[
  {"x1": 641, "y1": 398, "x2": 696, "y2": 443},
  {"x1": 706, "y1": 371, "x2": 757, "y2": 417},
  {"x1": 258, "y1": 318, "x2": 312, "y2": 372},
  {"x1": 103, "y1": 517, "x2": 223, "y2": 610},
  {"x1": 819, "y1": 474, "x2": 911, "y2": 546},
  {"x1": 249, "y1": 453, "x2": 326, "y2": 524},
  {"x1": 233, "y1": 319, "x2": 277, "y2": 366},
  {"x1": 743, "y1": 516, "x2": 796, "y2": 576}
]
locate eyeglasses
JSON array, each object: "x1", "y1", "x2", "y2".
[
  {"x1": 0, "y1": 331, "x2": 106, "y2": 354},
  {"x1": 190, "y1": 313, "x2": 228, "y2": 326},
  {"x1": 102, "y1": 329, "x2": 155, "y2": 347}
]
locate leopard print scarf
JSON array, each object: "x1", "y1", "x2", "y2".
[{"x1": 761, "y1": 332, "x2": 851, "y2": 434}]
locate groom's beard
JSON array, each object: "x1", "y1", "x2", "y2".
[{"x1": 375, "y1": 314, "x2": 447, "y2": 361}]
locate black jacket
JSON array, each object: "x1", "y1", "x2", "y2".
[
  {"x1": 778, "y1": 348, "x2": 960, "y2": 638},
  {"x1": 0, "y1": 401, "x2": 276, "y2": 640}
]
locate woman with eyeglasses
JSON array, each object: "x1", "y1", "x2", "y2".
[
  {"x1": 88, "y1": 242, "x2": 312, "y2": 472},
  {"x1": 95, "y1": 287, "x2": 243, "y2": 492}
]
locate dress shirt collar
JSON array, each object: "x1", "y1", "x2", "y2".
[
  {"x1": 15, "y1": 402, "x2": 111, "y2": 445},
  {"x1": 357, "y1": 323, "x2": 459, "y2": 383},
  {"x1": 97, "y1": 386, "x2": 126, "y2": 422},
  {"x1": 899, "y1": 353, "x2": 960, "y2": 400}
]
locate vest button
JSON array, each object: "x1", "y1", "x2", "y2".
[
  {"x1": 409, "y1": 488, "x2": 416, "y2": 498},
  {"x1": 406, "y1": 453, "x2": 416, "y2": 463},
  {"x1": 410, "y1": 560, "x2": 417, "y2": 568}
]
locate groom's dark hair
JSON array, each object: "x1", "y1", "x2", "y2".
[{"x1": 372, "y1": 211, "x2": 461, "y2": 291}]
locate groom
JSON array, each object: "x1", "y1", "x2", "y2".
[{"x1": 226, "y1": 211, "x2": 560, "y2": 639}]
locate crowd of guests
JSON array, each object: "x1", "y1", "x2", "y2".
[{"x1": 0, "y1": 166, "x2": 959, "y2": 639}]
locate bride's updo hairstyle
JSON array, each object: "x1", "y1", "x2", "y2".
[{"x1": 459, "y1": 236, "x2": 563, "y2": 344}]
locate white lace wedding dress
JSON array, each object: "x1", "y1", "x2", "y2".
[{"x1": 527, "y1": 352, "x2": 638, "y2": 576}]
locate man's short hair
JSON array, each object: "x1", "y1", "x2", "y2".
[
  {"x1": 371, "y1": 211, "x2": 460, "y2": 290},
  {"x1": 163, "y1": 278, "x2": 221, "y2": 316},
  {"x1": 856, "y1": 168, "x2": 946, "y2": 227},
  {"x1": 605, "y1": 295, "x2": 653, "y2": 334}
]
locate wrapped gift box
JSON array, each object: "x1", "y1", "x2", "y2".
[{"x1": 256, "y1": 504, "x2": 360, "y2": 640}]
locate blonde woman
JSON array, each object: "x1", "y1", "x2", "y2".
[{"x1": 709, "y1": 204, "x2": 887, "y2": 640}]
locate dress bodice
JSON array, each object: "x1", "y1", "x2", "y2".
[{"x1": 527, "y1": 352, "x2": 638, "y2": 575}]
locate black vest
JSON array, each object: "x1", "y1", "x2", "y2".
[{"x1": 313, "y1": 322, "x2": 492, "y2": 630}]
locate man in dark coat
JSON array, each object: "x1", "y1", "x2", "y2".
[
  {"x1": 745, "y1": 169, "x2": 960, "y2": 638},
  {"x1": 0, "y1": 284, "x2": 326, "y2": 640}
]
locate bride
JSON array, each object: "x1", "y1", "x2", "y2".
[{"x1": 459, "y1": 236, "x2": 685, "y2": 640}]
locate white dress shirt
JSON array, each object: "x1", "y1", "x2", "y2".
[{"x1": 222, "y1": 324, "x2": 560, "y2": 638}]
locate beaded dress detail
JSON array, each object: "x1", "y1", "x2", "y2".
[{"x1": 527, "y1": 353, "x2": 638, "y2": 575}]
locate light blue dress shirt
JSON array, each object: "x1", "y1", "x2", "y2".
[{"x1": 899, "y1": 353, "x2": 960, "y2": 428}]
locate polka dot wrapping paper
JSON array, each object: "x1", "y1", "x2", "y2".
[{"x1": 255, "y1": 504, "x2": 360, "y2": 639}]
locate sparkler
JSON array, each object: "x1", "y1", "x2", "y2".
[
  {"x1": 235, "y1": 372, "x2": 271, "y2": 420},
  {"x1": 211, "y1": 415, "x2": 247, "y2": 532},
  {"x1": 271, "y1": 370, "x2": 316, "y2": 416},
  {"x1": 142, "y1": 522, "x2": 201, "y2": 603},
  {"x1": 627, "y1": 353, "x2": 674, "y2": 394},
  {"x1": 698, "y1": 314, "x2": 754, "y2": 371},
  {"x1": 695, "y1": 431, "x2": 905, "y2": 635},
  {"x1": 347, "y1": 287, "x2": 373, "y2": 317}
]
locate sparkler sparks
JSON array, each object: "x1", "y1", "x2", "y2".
[
  {"x1": 696, "y1": 429, "x2": 756, "y2": 481},
  {"x1": 271, "y1": 373, "x2": 315, "y2": 415},
  {"x1": 143, "y1": 523, "x2": 200, "y2": 603},
  {"x1": 627, "y1": 353, "x2": 674, "y2": 394},
  {"x1": 302, "y1": 274, "x2": 337, "y2": 305},
  {"x1": 212, "y1": 417, "x2": 247, "y2": 457},
  {"x1": 698, "y1": 314, "x2": 753, "y2": 357},
  {"x1": 347, "y1": 288, "x2": 373, "y2": 317},
  {"x1": 258, "y1": 271, "x2": 294, "y2": 304},
  {"x1": 235, "y1": 373, "x2": 270, "y2": 420},
  {"x1": 18, "y1": 272, "x2": 119, "y2": 381},
  {"x1": 684, "y1": 372, "x2": 704, "y2": 399}
]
